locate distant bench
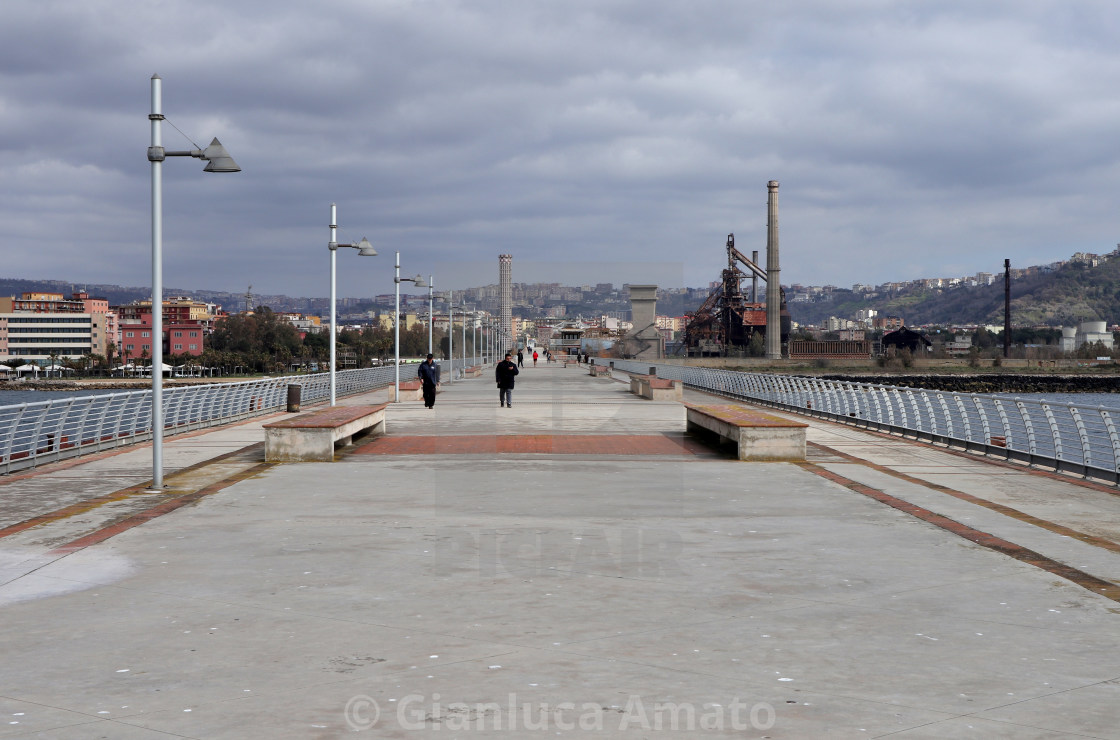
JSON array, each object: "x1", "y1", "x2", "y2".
[
  {"x1": 589, "y1": 364, "x2": 611, "y2": 378},
  {"x1": 684, "y1": 403, "x2": 807, "y2": 461},
  {"x1": 463, "y1": 366, "x2": 482, "y2": 378},
  {"x1": 628, "y1": 374, "x2": 682, "y2": 401},
  {"x1": 263, "y1": 403, "x2": 388, "y2": 462}
]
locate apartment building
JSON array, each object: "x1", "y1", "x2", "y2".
[
  {"x1": 0, "y1": 313, "x2": 95, "y2": 362},
  {"x1": 115, "y1": 297, "x2": 223, "y2": 359},
  {"x1": 0, "y1": 291, "x2": 118, "y2": 362}
]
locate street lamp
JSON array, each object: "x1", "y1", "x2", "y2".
[
  {"x1": 427, "y1": 275, "x2": 434, "y2": 356},
  {"x1": 147, "y1": 74, "x2": 240, "y2": 490},
  {"x1": 328, "y1": 203, "x2": 377, "y2": 406},
  {"x1": 446, "y1": 291, "x2": 455, "y2": 384},
  {"x1": 394, "y1": 251, "x2": 427, "y2": 400}
]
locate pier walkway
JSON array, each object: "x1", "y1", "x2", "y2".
[{"x1": 1, "y1": 363, "x2": 1119, "y2": 738}]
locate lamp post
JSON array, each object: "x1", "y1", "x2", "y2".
[
  {"x1": 427, "y1": 275, "x2": 434, "y2": 356},
  {"x1": 394, "y1": 251, "x2": 427, "y2": 400},
  {"x1": 147, "y1": 74, "x2": 239, "y2": 490},
  {"x1": 447, "y1": 291, "x2": 454, "y2": 384},
  {"x1": 328, "y1": 203, "x2": 377, "y2": 406}
]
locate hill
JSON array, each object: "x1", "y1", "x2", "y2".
[{"x1": 789, "y1": 258, "x2": 1120, "y2": 328}]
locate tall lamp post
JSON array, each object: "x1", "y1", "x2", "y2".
[
  {"x1": 328, "y1": 203, "x2": 377, "y2": 406},
  {"x1": 447, "y1": 292, "x2": 454, "y2": 383},
  {"x1": 394, "y1": 252, "x2": 427, "y2": 400},
  {"x1": 427, "y1": 275, "x2": 434, "y2": 356},
  {"x1": 147, "y1": 74, "x2": 239, "y2": 490}
]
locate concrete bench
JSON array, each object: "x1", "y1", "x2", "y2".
[
  {"x1": 396, "y1": 380, "x2": 423, "y2": 401},
  {"x1": 263, "y1": 404, "x2": 388, "y2": 462},
  {"x1": 684, "y1": 403, "x2": 807, "y2": 461},
  {"x1": 589, "y1": 364, "x2": 611, "y2": 378},
  {"x1": 629, "y1": 374, "x2": 652, "y2": 396},
  {"x1": 643, "y1": 377, "x2": 682, "y2": 401},
  {"x1": 463, "y1": 366, "x2": 482, "y2": 378}
]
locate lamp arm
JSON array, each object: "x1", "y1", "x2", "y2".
[{"x1": 147, "y1": 147, "x2": 206, "y2": 161}]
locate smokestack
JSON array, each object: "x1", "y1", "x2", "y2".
[
  {"x1": 1004, "y1": 258, "x2": 1011, "y2": 358},
  {"x1": 765, "y1": 180, "x2": 781, "y2": 359},
  {"x1": 499, "y1": 254, "x2": 513, "y2": 353}
]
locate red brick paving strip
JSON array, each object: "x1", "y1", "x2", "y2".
[
  {"x1": 799, "y1": 460, "x2": 1120, "y2": 603},
  {"x1": 808, "y1": 440, "x2": 1120, "y2": 556},
  {"x1": 352, "y1": 434, "x2": 709, "y2": 456}
]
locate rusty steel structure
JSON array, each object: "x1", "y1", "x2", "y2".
[{"x1": 680, "y1": 233, "x2": 790, "y2": 356}]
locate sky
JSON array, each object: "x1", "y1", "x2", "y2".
[{"x1": 3, "y1": 1, "x2": 1120, "y2": 301}]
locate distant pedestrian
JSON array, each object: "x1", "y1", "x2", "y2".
[
  {"x1": 517, "y1": 349, "x2": 524, "y2": 367},
  {"x1": 496, "y1": 352, "x2": 519, "y2": 407},
  {"x1": 532, "y1": 350, "x2": 538, "y2": 366},
  {"x1": 417, "y1": 353, "x2": 440, "y2": 409}
]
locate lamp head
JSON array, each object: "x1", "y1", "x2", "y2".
[
  {"x1": 356, "y1": 238, "x2": 378, "y2": 256},
  {"x1": 412, "y1": 275, "x2": 428, "y2": 287},
  {"x1": 201, "y1": 138, "x2": 241, "y2": 173}
]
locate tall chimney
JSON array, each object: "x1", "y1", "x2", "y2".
[
  {"x1": 499, "y1": 254, "x2": 513, "y2": 353},
  {"x1": 1004, "y1": 258, "x2": 1011, "y2": 358},
  {"x1": 765, "y1": 180, "x2": 781, "y2": 359}
]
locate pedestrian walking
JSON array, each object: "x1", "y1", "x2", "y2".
[
  {"x1": 496, "y1": 351, "x2": 519, "y2": 407},
  {"x1": 532, "y1": 350, "x2": 538, "y2": 366},
  {"x1": 517, "y1": 349, "x2": 524, "y2": 367},
  {"x1": 417, "y1": 353, "x2": 440, "y2": 408}
]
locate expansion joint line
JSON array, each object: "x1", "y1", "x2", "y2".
[{"x1": 795, "y1": 457, "x2": 1120, "y2": 604}]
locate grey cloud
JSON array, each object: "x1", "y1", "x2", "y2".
[{"x1": 1, "y1": 0, "x2": 1119, "y2": 301}]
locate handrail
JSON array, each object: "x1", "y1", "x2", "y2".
[
  {"x1": 0, "y1": 365, "x2": 425, "y2": 474},
  {"x1": 606, "y1": 359, "x2": 1120, "y2": 485}
]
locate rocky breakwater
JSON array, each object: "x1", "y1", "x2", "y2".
[{"x1": 819, "y1": 374, "x2": 1120, "y2": 395}]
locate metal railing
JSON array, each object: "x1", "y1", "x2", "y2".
[
  {"x1": 608, "y1": 359, "x2": 1120, "y2": 484},
  {"x1": 0, "y1": 366, "x2": 418, "y2": 474}
]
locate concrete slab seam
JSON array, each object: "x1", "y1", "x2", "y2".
[
  {"x1": 804, "y1": 414, "x2": 1120, "y2": 497},
  {"x1": 44, "y1": 461, "x2": 274, "y2": 556},
  {"x1": 797, "y1": 461, "x2": 1120, "y2": 604},
  {"x1": 0, "y1": 442, "x2": 266, "y2": 541},
  {"x1": 808, "y1": 441, "x2": 1120, "y2": 557}
]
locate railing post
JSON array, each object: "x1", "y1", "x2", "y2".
[{"x1": 1069, "y1": 406, "x2": 1091, "y2": 471}]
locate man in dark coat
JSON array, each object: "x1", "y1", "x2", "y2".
[
  {"x1": 495, "y1": 351, "x2": 519, "y2": 408},
  {"x1": 417, "y1": 353, "x2": 440, "y2": 408}
]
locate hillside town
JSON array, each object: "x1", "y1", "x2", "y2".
[{"x1": 2, "y1": 245, "x2": 1119, "y2": 374}]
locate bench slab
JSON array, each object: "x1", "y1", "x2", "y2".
[
  {"x1": 629, "y1": 374, "x2": 681, "y2": 400},
  {"x1": 396, "y1": 380, "x2": 423, "y2": 402},
  {"x1": 684, "y1": 403, "x2": 807, "y2": 461},
  {"x1": 263, "y1": 403, "x2": 388, "y2": 461}
]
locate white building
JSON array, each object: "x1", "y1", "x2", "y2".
[{"x1": 0, "y1": 313, "x2": 95, "y2": 362}]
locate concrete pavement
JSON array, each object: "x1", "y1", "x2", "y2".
[{"x1": 0, "y1": 362, "x2": 1119, "y2": 738}]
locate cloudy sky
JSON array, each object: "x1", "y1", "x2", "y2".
[{"x1": 3, "y1": 1, "x2": 1119, "y2": 301}]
